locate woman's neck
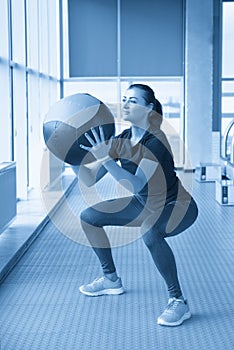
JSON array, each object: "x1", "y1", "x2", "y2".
[{"x1": 130, "y1": 125, "x2": 147, "y2": 146}]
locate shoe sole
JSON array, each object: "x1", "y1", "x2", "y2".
[
  {"x1": 79, "y1": 286, "x2": 125, "y2": 297},
  {"x1": 157, "y1": 311, "x2": 191, "y2": 327}
]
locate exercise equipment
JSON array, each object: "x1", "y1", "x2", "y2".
[{"x1": 43, "y1": 93, "x2": 115, "y2": 165}]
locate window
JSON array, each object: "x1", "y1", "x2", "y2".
[
  {"x1": 64, "y1": 0, "x2": 185, "y2": 167},
  {"x1": 221, "y1": 1, "x2": 234, "y2": 161},
  {"x1": 0, "y1": 0, "x2": 61, "y2": 199}
]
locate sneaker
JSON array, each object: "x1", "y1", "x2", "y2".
[
  {"x1": 157, "y1": 298, "x2": 191, "y2": 326},
  {"x1": 79, "y1": 276, "x2": 125, "y2": 296}
]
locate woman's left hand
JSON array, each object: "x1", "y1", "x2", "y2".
[{"x1": 80, "y1": 126, "x2": 112, "y2": 161}]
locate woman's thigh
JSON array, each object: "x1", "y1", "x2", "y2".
[
  {"x1": 158, "y1": 198, "x2": 198, "y2": 237},
  {"x1": 80, "y1": 196, "x2": 147, "y2": 227},
  {"x1": 141, "y1": 198, "x2": 198, "y2": 238}
]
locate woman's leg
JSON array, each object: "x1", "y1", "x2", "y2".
[
  {"x1": 142, "y1": 198, "x2": 198, "y2": 298},
  {"x1": 80, "y1": 196, "x2": 144, "y2": 275},
  {"x1": 80, "y1": 219, "x2": 116, "y2": 274},
  {"x1": 142, "y1": 224, "x2": 183, "y2": 298}
]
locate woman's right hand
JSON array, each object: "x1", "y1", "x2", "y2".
[{"x1": 80, "y1": 126, "x2": 113, "y2": 162}]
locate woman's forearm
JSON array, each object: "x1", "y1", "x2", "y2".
[
  {"x1": 71, "y1": 161, "x2": 107, "y2": 187},
  {"x1": 103, "y1": 159, "x2": 145, "y2": 194},
  {"x1": 71, "y1": 164, "x2": 94, "y2": 186}
]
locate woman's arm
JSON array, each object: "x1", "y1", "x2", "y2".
[
  {"x1": 103, "y1": 157, "x2": 158, "y2": 194},
  {"x1": 78, "y1": 126, "x2": 158, "y2": 193},
  {"x1": 71, "y1": 160, "x2": 107, "y2": 187}
]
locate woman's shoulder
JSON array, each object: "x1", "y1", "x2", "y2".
[
  {"x1": 141, "y1": 128, "x2": 173, "y2": 159},
  {"x1": 142, "y1": 128, "x2": 165, "y2": 147}
]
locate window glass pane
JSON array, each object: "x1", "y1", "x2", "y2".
[
  {"x1": 64, "y1": 81, "x2": 118, "y2": 117},
  {"x1": 26, "y1": 0, "x2": 39, "y2": 70},
  {"x1": 38, "y1": 0, "x2": 49, "y2": 74},
  {"x1": 221, "y1": 81, "x2": 234, "y2": 159},
  {"x1": 27, "y1": 77, "x2": 60, "y2": 190},
  {"x1": 0, "y1": 0, "x2": 10, "y2": 60},
  {"x1": 62, "y1": 0, "x2": 69, "y2": 79},
  {"x1": 1, "y1": 0, "x2": 61, "y2": 195},
  {"x1": 39, "y1": 78, "x2": 50, "y2": 118},
  {"x1": 26, "y1": 0, "x2": 61, "y2": 190},
  {"x1": 11, "y1": 0, "x2": 26, "y2": 64},
  {"x1": 221, "y1": 2, "x2": 234, "y2": 161},
  {"x1": 222, "y1": 2, "x2": 234, "y2": 77},
  {"x1": 0, "y1": 0, "x2": 11, "y2": 161},
  {"x1": 121, "y1": 0, "x2": 184, "y2": 76},
  {"x1": 48, "y1": 0, "x2": 60, "y2": 78},
  {"x1": 68, "y1": 0, "x2": 117, "y2": 77},
  {"x1": 222, "y1": 81, "x2": 234, "y2": 116},
  {"x1": 12, "y1": 68, "x2": 27, "y2": 199},
  {"x1": 0, "y1": 64, "x2": 11, "y2": 161},
  {"x1": 49, "y1": 80, "x2": 60, "y2": 105},
  {"x1": 27, "y1": 74, "x2": 41, "y2": 188}
]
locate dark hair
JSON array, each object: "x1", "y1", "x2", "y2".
[{"x1": 128, "y1": 83, "x2": 163, "y2": 116}]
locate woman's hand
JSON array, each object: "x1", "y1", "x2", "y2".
[{"x1": 80, "y1": 126, "x2": 112, "y2": 161}]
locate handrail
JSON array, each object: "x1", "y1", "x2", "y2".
[
  {"x1": 222, "y1": 118, "x2": 234, "y2": 159},
  {"x1": 231, "y1": 134, "x2": 234, "y2": 164}
]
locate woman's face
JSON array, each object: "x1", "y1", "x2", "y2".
[{"x1": 122, "y1": 87, "x2": 152, "y2": 127}]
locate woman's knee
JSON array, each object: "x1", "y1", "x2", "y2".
[
  {"x1": 142, "y1": 229, "x2": 162, "y2": 250},
  {"x1": 80, "y1": 208, "x2": 95, "y2": 226},
  {"x1": 80, "y1": 206, "x2": 107, "y2": 228}
]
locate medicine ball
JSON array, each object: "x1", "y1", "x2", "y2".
[{"x1": 43, "y1": 93, "x2": 115, "y2": 165}]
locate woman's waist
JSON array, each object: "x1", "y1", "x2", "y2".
[{"x1": 135, "y1": 186, "x2": 192, "y2": 208}]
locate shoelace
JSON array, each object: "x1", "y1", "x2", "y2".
[
  {"x1": 90, "y1": 276, "x2": 105, "y2": 286},
  {"x1": 166, "y1": 298, "x2": 184, "y2": 313}
]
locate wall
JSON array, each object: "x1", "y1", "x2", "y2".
[{"x1": 184, "y1": 0, "x2": 214, "y2": 168}]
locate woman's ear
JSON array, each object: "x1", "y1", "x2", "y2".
[{"x1": 148, "y1": 102, "x2": 154, "y2": 111}]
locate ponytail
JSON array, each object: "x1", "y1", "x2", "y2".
[{"x1": 154, "y1": 97, "x2": 163, "y2": 116}]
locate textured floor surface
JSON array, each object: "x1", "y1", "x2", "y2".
[{"x1": 0, "y1": 174, "x2": 233, "y2": 350}]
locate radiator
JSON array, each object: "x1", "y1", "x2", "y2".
[{"x1": 0, "y1": 162, "x2": 16, "y2": 233}]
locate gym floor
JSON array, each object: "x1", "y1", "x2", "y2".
[{"x1": 0, "y1": 172, "x2": 233, "y2": 350}]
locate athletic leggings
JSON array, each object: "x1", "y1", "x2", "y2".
[{"x1": 80, "y1": 195, "x2": 198, "y2": 298}]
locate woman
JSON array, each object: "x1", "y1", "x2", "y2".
[{"x1": 77, "y1": 84, "x2": 198, "y2": 327}]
